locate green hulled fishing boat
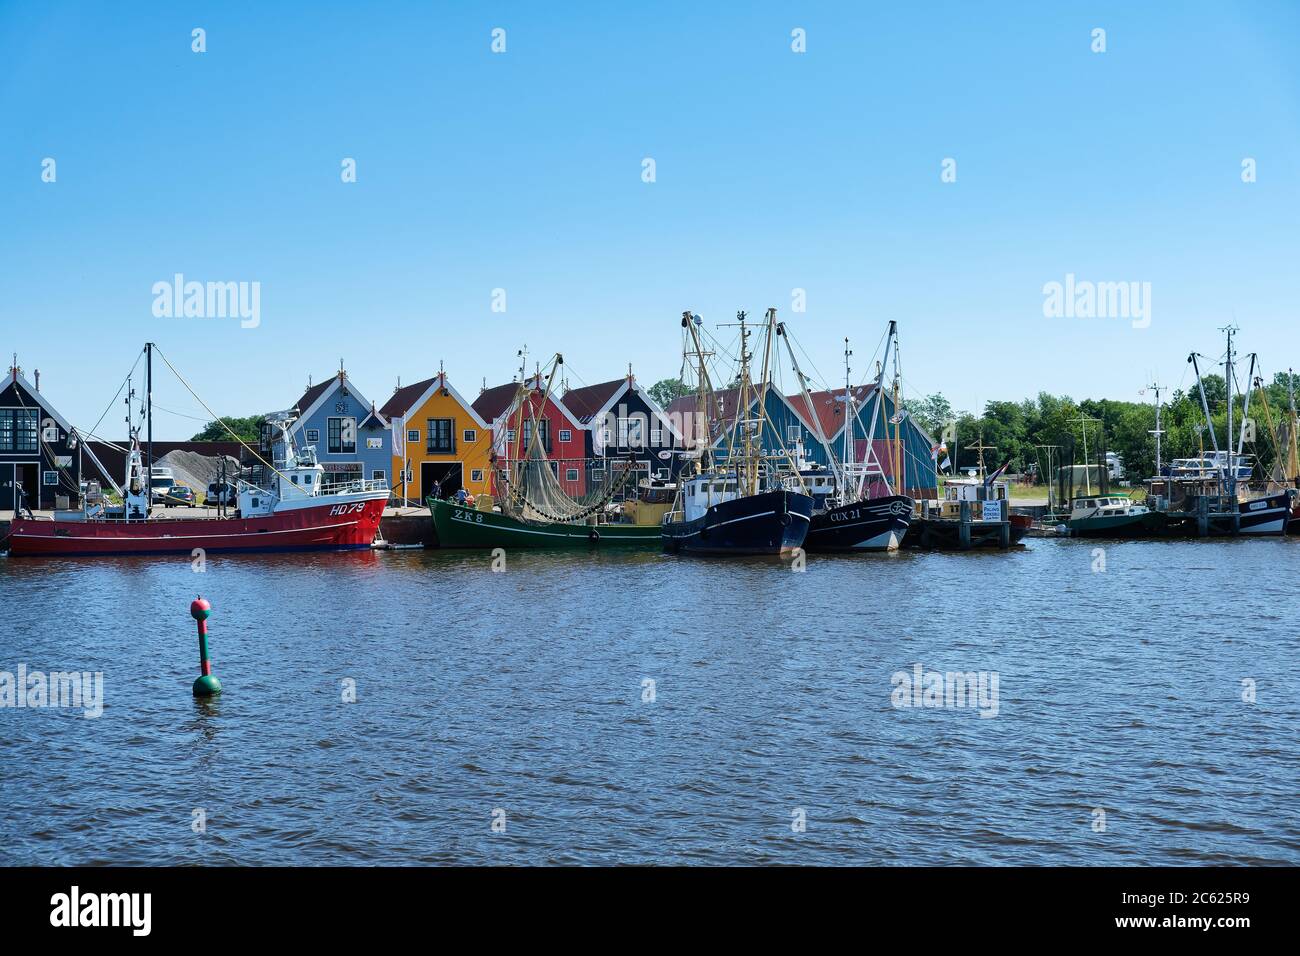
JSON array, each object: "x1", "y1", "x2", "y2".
[
  {"x1": 427, "y1": 351, "x2": 663, "y2": 549},
  {"x1": 429, "y1": 497, "x2": 660, "y2": 548},
  {"x1": 1065, "y1": 494, "x2": 1164, "y2": 537}
]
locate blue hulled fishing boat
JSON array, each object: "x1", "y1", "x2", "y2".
[{"x1": 661, "y1": 310, "x2": 814, "y2": 556}]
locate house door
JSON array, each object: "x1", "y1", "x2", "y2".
[
  {"x1": 422, "y1": 462, "x2": 463, "y2": 499},
  {"x1": 9, "y1": 463, "x2": 39, "y2": 511},
  {"x1": 0, "y1": 464, "x2": 13, "y2": 511}
]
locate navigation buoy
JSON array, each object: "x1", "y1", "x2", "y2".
[{"x1": 190, "y1": 596, "x2": 222, "y2": 697}]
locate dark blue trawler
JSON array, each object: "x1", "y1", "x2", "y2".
[
  {"x1": 662, "y1": 307, "x2": 814, "y2": 557},
  {"x1": 662, "y1": 478, "x2": 812, "y2": 555}
]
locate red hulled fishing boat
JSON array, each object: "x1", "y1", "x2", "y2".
[{"x1": 4, "y1": 346, "x2": 388, "y2": 557}]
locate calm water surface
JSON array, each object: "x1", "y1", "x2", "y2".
[{"x1": 1, "y1": 537, "x2": 1297, "y2": 865}]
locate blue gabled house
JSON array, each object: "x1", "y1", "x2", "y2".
[
  {"x1": 667, "y1": 384, "x2": 833, "y2": 472},
  {"x1": 285, "y1": 370, "x2": 391, "y2": 491},
  {"x1": 788, "y1": 384, "x2": 939, "y2": 498},
  {"x1": 666, "y1": 382, "x2": 938, "y2": 499}
]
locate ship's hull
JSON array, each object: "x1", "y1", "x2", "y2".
[
  {"x1": 430, "y1": 498, "x2": 660, "y2": 548},
  {"x1": 803, "y1": 495, "x2": 914, "y2": 552},
  {"x1": 1236, "y1": 492, "x2": 1291, "y2": 535},
  {"x1": 662, "y1": 489, "x2": 813, "y2": 556},
  {"x1": 5, "y1": 495, "x2": 386, "y2": 556},
  {"x1": 1067, "y1": 510, "x2": 1166, "y2": 538}
]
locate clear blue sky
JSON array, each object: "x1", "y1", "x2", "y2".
[{"x1": 2, "y1": 1, "x2": 1298, "y2": 437}]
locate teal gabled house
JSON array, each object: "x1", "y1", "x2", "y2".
[{"x1": 669, "y1": 382, "x2": 938, "y2": 499}]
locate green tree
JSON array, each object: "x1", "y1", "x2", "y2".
[
  {"x1": 191, "y1": 415, "x2": 265, "y2": 442},
  {"x1": 648, "y1": 377, "x2": 691, "y2": 408}
]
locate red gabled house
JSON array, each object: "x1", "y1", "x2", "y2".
[{"x1": 472, "y1": 375, "x2": 587, "y2": 496}]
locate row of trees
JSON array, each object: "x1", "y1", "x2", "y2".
[
  {"x1": 908, "y1": 373, "x2": 1300, "y2": 483},
  {"x1": 649, "y1": 373, "x2": 1300, "y2": 483}
]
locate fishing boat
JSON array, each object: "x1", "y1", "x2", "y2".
[
  {"x1": 661, "y1": 310, "x2": 814, "y2": 556},
  {"x1": 906, "y1": 467, "x2": 1030, "y2": 549},
  {"x1": 1143, "y1": 330, "x2": 1290, "y2": 537},
  {"x1": 776, "y1": 319, "x2": 913, "y2": 551},
  {"x1": 6, "y1": 346, "x2": 388, "y2": 556},
  {"x1": 1064, "y1": 494, "x2": 1162, "y2": 537},
  {"x1": 428, "y1": 352, "x2": 662, "y2": 548},
  {"x1": 429, "y1": 496, "x2": 659, "y2": 547}
]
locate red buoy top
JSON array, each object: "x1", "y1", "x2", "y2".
[{"x1": 191, "y1": 596, "x2": 212, "y2": 620}]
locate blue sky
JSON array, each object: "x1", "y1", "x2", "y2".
[{"x1": 2, "y1": 1, "x2": 1298, "y2": 436}]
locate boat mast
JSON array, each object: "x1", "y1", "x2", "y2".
[
  {"x1": 1147, "y1": 381, "x2": 1164, "y2": 475},
  {"x1": 1188, "y1": 353, "x2": 1220, "y2": 453},
  {"x1": 1222, "y1": 324, "x2": 1238, "y2": 493},
  {"x1": 842, "y1": 338, "x2": 853, "y2": 504},
  {"x1": 681, "y1": 311, "x2": 714, "y2": 477},
  {"x1": 1071, "y1": 409, "x2": 1099, "y2": 495},
  {"x1": 1237, "y1": 352, "x2": 1257, "y2": 460},
  {"x1": 856, "y1": 323, "x2": 895, "y2": 500},
  {"x1": 1290, "y1": 368, "x2": 1299, "y2": 487},
  {"x1": 145, "y1": 342, "x2": 154, "y2": 494}
]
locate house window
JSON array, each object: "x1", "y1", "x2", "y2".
[
  {"x1": 565, "y1": 468, "x2": 579, "y2": 482},
  {"x1": 0, "y1": 409, "x2": 39, "y2": 453},
  {"x1": 327, "y1": 417, "x2": 356, "y2": 454},
  {"x1": 407, "y1": 429, "x2": 419, "y2": 444},
  {"x1": 463, "y1": 428, "x2": 477, "y2": 444},
  {"x1": 470, "y1": 469, "x2": 484, "y2": 483},
  {"x1": 427, "y1": 418, "x2": 455, "y2": 453},
  {"x1": 558, "y1": 429, "x2": 572, "y2": 443},
  {"x1": 650, "y1": 427, "x2": 663, "y2": 446},
  {"x1": 619, "y1": 417, "x2": 645, "y2": 447},
  {"x1": 522, "y1": 419, "x2": 550, "y2": 452},
  {"x1": 787, "y1": 425, "x2": 802, "y2": 443},
  {"x1": 305, "y1": 428, "x2": 320, "y2": 444},
  {"x1": 507, "y1": 429, "x2": 516, "y2": 443},
  {"x1": 656, "y1": 468, "x2": 669, "y2": 479},
  {"x1": 372, "y1": 470, "x2": 386, "y2": 483},
  {"x1": 43, "y1": 470, "x2": 59, "y2": 486}
]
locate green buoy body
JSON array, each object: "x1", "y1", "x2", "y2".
[
  {"x1": 190, "y1": 596, "x2": 222, "y2": 697},
  {"x1": 193, "y1": 674, "x2": 222, "y2": 696}
]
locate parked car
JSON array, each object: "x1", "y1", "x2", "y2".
[
  {"x1": 164, "y1": 483, "x2": 197, "y2": 507},
  {"x1": 149, "y1": 466, "x2": 176, "y2": 503}
]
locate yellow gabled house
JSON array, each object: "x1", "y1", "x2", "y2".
[{"x1": 380, "y1": 371, "x2": 493, "y2": 502}]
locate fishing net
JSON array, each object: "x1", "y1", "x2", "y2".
[{"x1": 502, "y1": 430, "x2": 638, "y2": 523}]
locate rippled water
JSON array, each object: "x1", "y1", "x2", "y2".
[{"x1": 1, "y1": 537, "x2": 1297, "y2": 865}]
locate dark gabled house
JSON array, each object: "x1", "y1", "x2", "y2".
[
  {"x1": 563, "y1": 373, "x2": 688, "y2": 485},
  {"x1": 1, "y1": 360, "x2": 81, "y2": 511}
]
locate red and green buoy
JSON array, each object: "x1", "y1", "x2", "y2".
[{"x1": 190, "y1": 596, "x2": 222, "y2": 697}]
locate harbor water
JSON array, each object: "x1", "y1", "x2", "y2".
[{"x1": 1, "y1": 537, "x2": 1297, "y2": 866}]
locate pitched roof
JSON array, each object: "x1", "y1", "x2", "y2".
[
  {"x1": 562, "y1": 378, "x2": 626, "y2": 424},
  {"x1": 786, "y1": 384, "x2": 879, "y2": 441},
  {"x1": 379, "y1": 376, "x2": 438, "y2": 419},
  {"x1": 472, "y1": 382, "x2": 522, "y2": 423},
  {"x1": 294, "y1": 377, "x2": 334, "y2": 416}
]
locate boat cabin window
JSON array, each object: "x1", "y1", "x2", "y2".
[{"x1": 291, "y1": 475, "x2": 299, "y2": 484}]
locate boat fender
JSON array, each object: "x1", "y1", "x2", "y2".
[{"x1": 589, "y1": 529, "x2": 600, "y2": 543}]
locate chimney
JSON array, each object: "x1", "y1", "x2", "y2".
[{"x1": 34, "y1": 369, "x2": 40, "y2": 392}]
